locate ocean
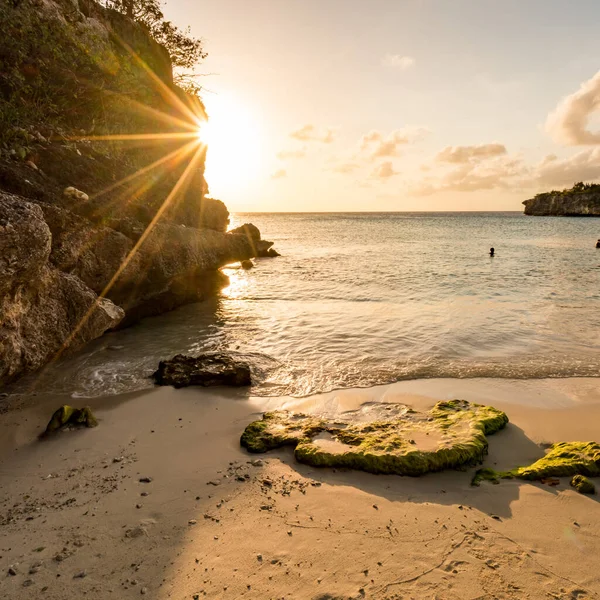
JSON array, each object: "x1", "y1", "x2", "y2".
[{"x1": 15, "y1": 212, "x2": 600, "y2": 398}]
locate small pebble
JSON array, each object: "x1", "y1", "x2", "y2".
[{"x1": 139, "y1": 477, "x2": 153, "y2": 484}]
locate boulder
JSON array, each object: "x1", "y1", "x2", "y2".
[
  {"x1": 241, "y1": 260, "x2": 254, "y2": 270},
  {"x1": 571, "y1": 474, "x2": 596, "y2": 495},
  {"x1": 229, "y1": 223, "x2": 261, "y2": 241},
  {"x1": 229, "y1": 224, "x2": 281, "y2": 258},
  {"x1": 0, "y1": 193, "x2": 124, "y2": 385},
  {"x1": 43, "y1": 405, "x2": 98, "y2": 436},
  {"x1": 107, "y1": 222, "x2": 254, "y2": 321},
  {"x1": 153, "y1": 353, "x2": 252, "y2": 388}
]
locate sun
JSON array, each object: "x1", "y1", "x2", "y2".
[
  {"x1": 195, "y1": 92, "x2": 264, "y2": 198},
  {"x1": 195, "y1": 119, "x2": 214, "y2": 146}
]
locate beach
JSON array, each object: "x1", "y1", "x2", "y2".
[{"x1": 2, "y1": 377, "x2": 600, "y2": 599}]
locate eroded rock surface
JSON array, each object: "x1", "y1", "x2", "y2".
[
  {"x1": 241, "y1": 400, "x2": 508, "y2": 476},
  {"x1": 153, "y1": 353, "x2": 252, "y2": 388},
  {"x1": 523, "y1": 191, "x2": 600, "y2": 216},
  {"x1": 0, "y1": 193, "x2": 123, "y2": 385}
]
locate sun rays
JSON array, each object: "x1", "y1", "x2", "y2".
[{"x1": 25, "y1": 40, "x2": 219, "y2": 389}]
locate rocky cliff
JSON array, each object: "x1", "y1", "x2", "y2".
[
  {"x1": 0, "y1": 0, "x2": 271, "y2": 386},
  {"x1": 523, "y1": 189, "x2": 600, "y2": 216}
]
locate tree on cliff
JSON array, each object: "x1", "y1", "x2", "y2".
[{"x1": 104, "y1": 0, "x2": 207, "y2": 69}]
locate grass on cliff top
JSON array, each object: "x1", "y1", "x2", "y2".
[
  {"x1": 240, "y1": 399, "x2": 508, "y2": 476},
  {"x1": 472, "y1": 441, "x2": 600, "y2": 487}
]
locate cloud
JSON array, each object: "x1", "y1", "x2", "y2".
[
  {"x1": 276, "y1": 149, "x2": 306, "y2": 160},
  {"x1": 271, "y1": 169, "x2": 287, "y2": 180},
  {"x1": 546, "y1": 70, "x2": 600, "y2": 145},
  {"x1": 435, "y1": 143, "x2": 507, "y2": 164},
  {"x1": 290, "y1": 124, "x2": 335, "y2": 143},
  {"x1": 382, "y1": 54, "x2": 415, "y2": 70},
  {"x1": 331, "y1": 162, "x2": 361, "y2": 174},
  {"x1": 411, "y1": 147, "x2": 525, "y2": 195},
  {"x1": 361, "y1": 128, "x2": 429, "y2": 159},
  {"x1": 534, "y1": 148, "x2": 600, "y2": 186},
  {"x1": 371, "y1": 161, "x2": 399, "y2": 179}
]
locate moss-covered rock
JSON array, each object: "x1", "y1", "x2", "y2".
[
  {"x1": 43, "y1": 405, "x2": 98, "y2": 436},
  {"x1": 571, "y1": 474, "x2": 596, "y2": 495},
  {"x1": 472, "y1": 441, "x2": 600, "y2": 486},
  {"x1": 240, "y1": 400, "x2": 508, "y2": 476}
]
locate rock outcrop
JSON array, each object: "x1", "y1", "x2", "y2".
[
  {"x1": 0, "y1": 1, "x2": 274, "y2": 386},
  {"x1": 0, "y1": 193, "x2": 124, "y2": 385},
  {"x1": 153, "y1": 353, "x2": 252, "y2": 388},
  {"x1": 229, "y1": 223, "x2": 281, "y2": 257},
  {"x1": 523, "y1": 189, "x2": 600, "y2": 216}
]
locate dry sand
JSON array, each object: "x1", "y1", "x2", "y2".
[{"x1": 1, "y1": 377, "x2": 599, "y2": 599}]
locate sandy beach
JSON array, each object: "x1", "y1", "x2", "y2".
[{"x1": 1, "y1": 378, "x2": 599, "y2": 599}]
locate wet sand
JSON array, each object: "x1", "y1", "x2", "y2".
[{"x1": 1, "y1": 378, "x2": 599, "y2": 599}]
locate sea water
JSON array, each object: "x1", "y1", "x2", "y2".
[{"x1": 15, "y1": 212, "x2": 600, "y2": 398}]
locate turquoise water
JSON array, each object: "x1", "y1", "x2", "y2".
[{"x1": 15, "y1": 212, "x2": 600, "y2": 398}]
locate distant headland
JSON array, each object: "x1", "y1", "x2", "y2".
[{"x1": 523, "y1": 182, "x2": 600, "y2": 216}]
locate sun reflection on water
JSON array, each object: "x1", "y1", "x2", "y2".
[{"x1": 221, "y1": 267, "x2": 249, "y2": 299}]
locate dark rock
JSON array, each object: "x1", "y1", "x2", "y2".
[
  {"x1": 153, "y1": 353, "x2": 252, "y2": 388},
  {"x1": 229, "y1": 223, "x2": 261, "y2": 241},
  {"x1": 266, "y1": 247, "x2": 281, "y2": 257},
  {"x1": 240, "y1": 260, "x2": 254, "y2": 270},
  {"x1": 42, "y1": 405, "x2": 98, "y2": 436}
]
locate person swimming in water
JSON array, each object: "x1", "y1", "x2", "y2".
[{"x1": 490, "y1": 247, "x2": 495, "y2": 257}]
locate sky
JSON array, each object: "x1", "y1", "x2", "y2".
[{"x1": 165, "y1": 0, "x2": 600, "y2": 212}]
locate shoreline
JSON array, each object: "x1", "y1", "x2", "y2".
[{"x1": 1, "y1": 377, "x2": 599, "y2": 598}]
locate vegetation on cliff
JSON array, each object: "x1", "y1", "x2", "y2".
[
  {"x1": 523, "y1": 182, "x2": 600, "y2": 216},
  {"x1": 241, "y1": 400, "x2": 509, "y2": 476}
]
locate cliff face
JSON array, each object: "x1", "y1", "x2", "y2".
[
  {"x1": 0, "y1": 0, "x2": 261, "y2": 386},
  {"x1": 523, "y1": 192, "x2": 600, "y2": 216}
]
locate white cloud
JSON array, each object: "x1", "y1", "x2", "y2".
[
  {"x1": 382, "y1": 54, "x2": 415, "y2": 70},
  {"x1": 546, "y1": 70, "x2": 600, "y2": 145},
  {"x1": 534, "y1": 148, "x2": 600, "y2": 187},
  {"x1": 361, "y1": 128, "x2": 429, "y2": 159},
  {"x1": 371, "y1": 161, "x2": 399, "y2": 180},
  {"x1": 271, "y1": 169, "x2": 287, "y2": 180},
  {"x1": 410, "y1": 145, "x2": 525, "y2": 195},
  {"x1": 290, "y1": 124, "x2": 335, "y2": 143},
  {"x1": 436, "y1": 143, "x2": 507, "y2": 164}
]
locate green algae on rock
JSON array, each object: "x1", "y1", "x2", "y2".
[
  {"x1": 43, "y1": 405, "x2": 98, "y2": 437},
  {"x1": 240, "y1": 400, "x2": 508, "y2": 476},
  {"x1": 472, "y1": 441, "x2": 600, "y2": 486},
  {"x1": 571, "y1": 474, "x2": 596, "y2": 495}
]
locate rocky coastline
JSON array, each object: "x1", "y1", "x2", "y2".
[
  {"x1": 523, "y1": 183, "x2": 600, "y2": 216},
  {"x1": 0, "y1": 0, "x2": 277, "y2": 387}
]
